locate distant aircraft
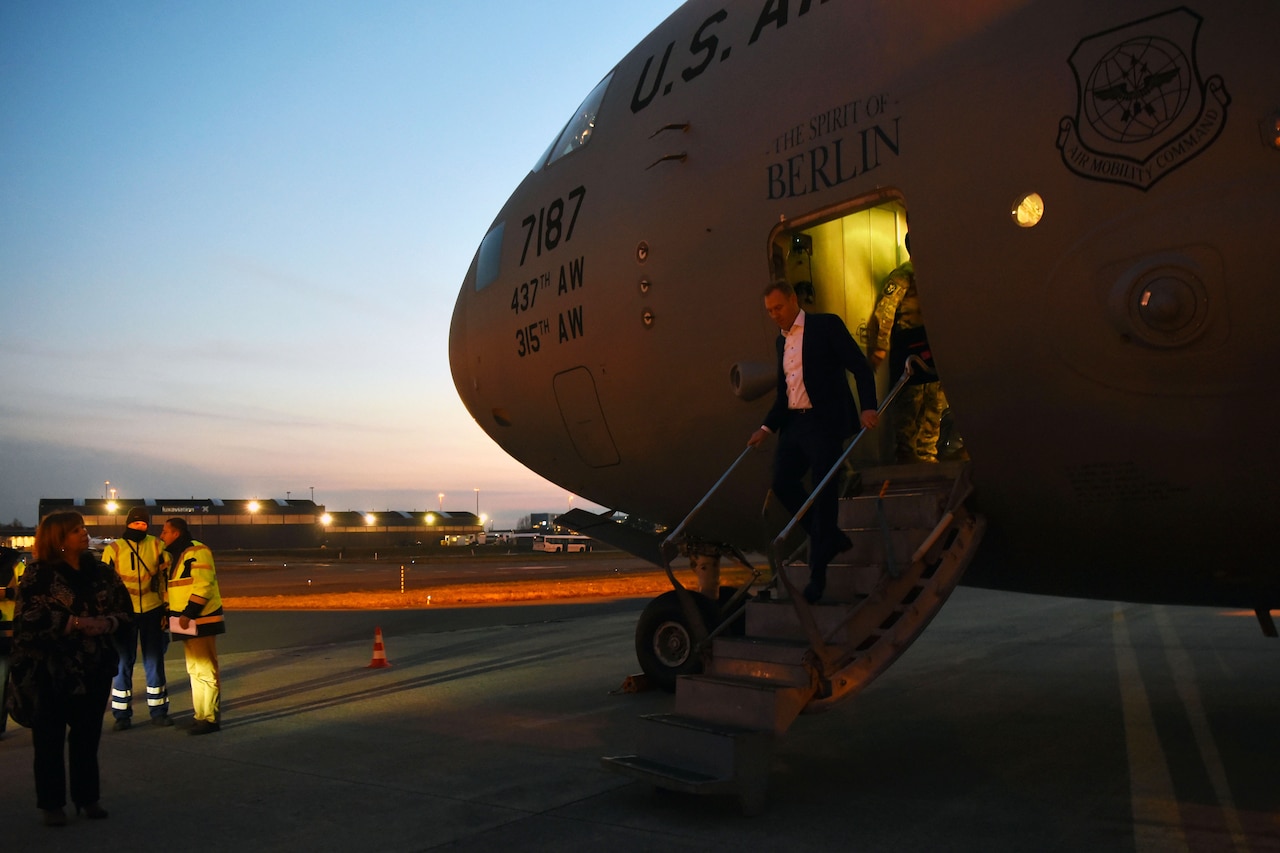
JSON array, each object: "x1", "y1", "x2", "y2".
[{"x1": 449, "y1": 0, "x2": 1279, "y2": 809}]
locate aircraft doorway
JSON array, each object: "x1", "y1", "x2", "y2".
[{"x1": 768, "y1": 196, "x2": 963, "y2": 466}]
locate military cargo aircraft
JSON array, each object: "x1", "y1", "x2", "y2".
[{"x1": 449, "y1": 0, "x2": 1279, "y2": 809}]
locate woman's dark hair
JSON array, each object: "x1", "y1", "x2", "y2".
[{"x1": 34, "y1": 511, "x2": 85, "y2": 562}]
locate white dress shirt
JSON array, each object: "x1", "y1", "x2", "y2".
[{"x1": 782, "y1": 310, "x2": 813, "y2": 410}]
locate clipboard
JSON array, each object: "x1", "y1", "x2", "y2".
[{"x1": 168, "y1": 615, "x2": 198, "y2": 636}]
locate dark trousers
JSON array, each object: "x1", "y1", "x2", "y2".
[
  {"x1": 31, "y1": 675, "x2": 111, "y2": 810},
  {"x1": 111, "y1": 607, "x2": 169, "y2": 720},
  {"x1": 772, "y1": 413, "x2": 844, "y2": 587},
  {"x1": 0, "y1": 653, "x2": 10, "y2": 734}
]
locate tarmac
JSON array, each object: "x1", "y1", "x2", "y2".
[{"x1": 1, "y1": 587, "x2": 1277, "y2": 852}]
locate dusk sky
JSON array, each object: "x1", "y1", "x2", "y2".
[{"x1": 1, "y1": 1, "x2": 683, "y2": 529}]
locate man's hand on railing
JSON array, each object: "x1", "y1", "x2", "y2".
[
  {"x1": 860, "y1": 410, "x2": 879, "y2": 431},
  {"x1": 747, "y1": 427, "x2": 772, "y2": 448}
]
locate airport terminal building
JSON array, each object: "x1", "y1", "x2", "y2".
[{"x1": 38, "y1": 498, "x2": 484, "y2": 551}]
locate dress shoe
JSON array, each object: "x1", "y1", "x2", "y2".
[
  {"x1": 42, "y1": 808, "x2": 67, "y2": 827},
  {"x1": 76, "y1": 803, "x2": 109, "y2": 820},
  {"x1": 150, "y1": 715, "x2": 174, "y2": 727},
  {"x1": 802, "y1": 582, "x2": 824, "y2": 604},
  {"x1": 189, "y1": 720, "x2": 221, "y2": 736},
  {"x1": 112, "y1": 717, "x2": 131, "y2": 732}
]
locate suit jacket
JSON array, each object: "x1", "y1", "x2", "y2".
[{"x1": 763, "y1": 312, "x2": 878, "y2": 440}]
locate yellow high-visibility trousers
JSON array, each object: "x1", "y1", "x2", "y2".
[{"x1": 182, "y1": 635, "x2": 220, "y2": 723}]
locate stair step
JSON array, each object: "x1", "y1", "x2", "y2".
[
  {"x1": 602, "y1": 712, "x2": 773, "y2": 804},
  {"x1": 858, "y1": 461, "x2": 967, "y2": 489},
  {"x1": 674, "y1": 673, "x2": 813, "y2": 734},
  {"x1": 839, "y1": 491, "x2": 945, "y2": 529},
  {"x1": 745, "y1": 598, "x2": 859, "y2": 642},
  {"x1": 633, "y1": 712, "x2": 771, "y2": 777},
  {"x1": 708, "y1": 636, "x2": 812, "y2": 686},
  {"x1": 835, "y1": 527, "x2": 933, "y2": 567},
  {"x1": 780, "y1": 562, "x2": 881, "y2": 601}
]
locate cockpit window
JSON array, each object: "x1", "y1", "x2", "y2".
[
  {"x1": 475, "y1": 221, "x2": 504, "y2": 291},
  {"x1": 534, "y1": 72, "x2": 612, "y2": 171}
]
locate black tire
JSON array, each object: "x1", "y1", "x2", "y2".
[{"x1": 635, "y1": 590, "x2": 719, "y2": 692}]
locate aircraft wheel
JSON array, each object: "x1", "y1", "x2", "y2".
[{"x1": 635, "y1": 590, "x2": 718, "y2": 692}]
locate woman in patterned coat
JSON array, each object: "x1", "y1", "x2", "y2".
[{"x1": 9, "y1": 511, "x2": 131, "y2": 827}]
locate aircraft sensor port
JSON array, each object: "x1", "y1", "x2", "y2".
[{"x1": 1108, "y1": 257, "x2": 1211, "y2": 348}]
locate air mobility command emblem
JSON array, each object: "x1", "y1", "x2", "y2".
[{"x1": 1057, "y1": 7, "x2": 1229, "y2": 190}]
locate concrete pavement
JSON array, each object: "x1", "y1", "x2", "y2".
[{"x1": 1, "y1": 589, "x2": 1276, "y2": 851}]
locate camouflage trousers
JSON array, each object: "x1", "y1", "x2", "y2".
[{"x1": 894, "y1": 381, "x2": 948, "y2": 462}]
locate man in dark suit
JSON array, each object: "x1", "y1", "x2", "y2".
[{"x1": 748, "y1": 281, "x2": 879, "y2": 603}]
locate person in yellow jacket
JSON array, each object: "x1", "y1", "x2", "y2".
[
  {"x1": 0, "y1": 545, "x2": 25, "y2": 737},
  {"x1": 159, "y1": 517, "x2": 225, "y2": 735},
  {"x1": 102, "y1": 507, "x2": 172, "y2": 730}
]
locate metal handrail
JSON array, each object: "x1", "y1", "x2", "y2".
[
  {"x1": 651, "y1": 446, "x2": 761, "y2": 658},
  {"x1": 659, "y1": 446, "x2": 754, "y2": 560}
]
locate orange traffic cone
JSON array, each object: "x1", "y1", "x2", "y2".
[{"x1": 366, "y1": 626, "x2": 391, "y2": 668}]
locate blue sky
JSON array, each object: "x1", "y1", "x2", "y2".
[{"x1": 0, "y1": 1, "x2": 683, "y2": 529}]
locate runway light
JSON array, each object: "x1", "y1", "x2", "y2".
[{"x1": 1011, "y1": 191, "x2": 1045, "y2": 228}]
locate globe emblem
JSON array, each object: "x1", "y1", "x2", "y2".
[{"x1": 1083, "y1": 37, "x2": 1192, "y2": 144}]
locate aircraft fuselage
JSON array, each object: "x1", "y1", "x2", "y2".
[{"x1": 450, "y1": 0, "x2": 1280, "y2": 610}]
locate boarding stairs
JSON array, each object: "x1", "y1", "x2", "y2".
[{"x1": 601, "y1": 361, "x2": 986, "y2": 813}]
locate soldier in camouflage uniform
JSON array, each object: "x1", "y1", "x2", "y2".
[{"x1": 868, "y1": 239, "x2": 948, "y2": 463}]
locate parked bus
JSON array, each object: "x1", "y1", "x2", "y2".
[{"x1": 533, "y1": 534, "x2": 592, "y2": 553}]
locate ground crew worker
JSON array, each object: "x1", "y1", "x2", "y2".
[
  {"x1": 159, "y1": 517, "x2": 224, "y2": 735},
  {"x1": 869, "y1": 233, "x2": 948, "y2": 463},
  {"x1": 0, "y1": 545, "x2": 25, "y2": 737},
  {"x1": 102, "y1": 507, "x2": 172, "y2": 729}
]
